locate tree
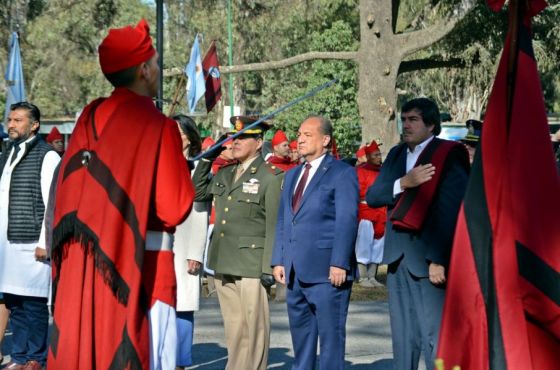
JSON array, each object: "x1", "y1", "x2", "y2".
[{"x1": 167, "y1": 0, "x2": 477, "y2": 147}]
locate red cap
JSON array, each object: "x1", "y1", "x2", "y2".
[
  {"x1": 355, "y1": 146, "x2": 366, "y2": 158},
  {"x1": 221, "y1": 135, "x2": 233, "y2": 148},
  {"x1": 46, "y1": 127, "x2": 63, "y2": 143},
  {"x1": 98, "y1": 19, "x2": 156, "y2": 75},
  {"x1": 289, "y1": 140, "x2": 298, "y2": 150},
  {"x1": 201, "y1": 137, "x2": 215, "y2": 150},
  {"x1": 364, "y1": 139, "x2": 381, "y2": 154},
  {"x1": 331, "y1": 137, "x2": 339, "y2": 159},
  {"x1": 271, "y1": 130, "x2": 289, "y2": 147}
]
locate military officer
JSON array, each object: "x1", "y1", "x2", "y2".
[{"x1": 192, "y1": 116, "x2": 283, "y2": 370}]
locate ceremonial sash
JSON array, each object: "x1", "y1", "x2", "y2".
[{"x1": 390, "y1": 138, "x2": 469, "y2": 231}]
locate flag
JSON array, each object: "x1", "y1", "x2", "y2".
[
  {"x1": 437, "y1": 1, "x2": 560, "y2": 369},
  {"x1": 185, "y1": 35, "x2": 206, "y2": 113},
  {"x1": 4, "y1": 32, "x2": 26, "y2": 124},
  {"x1": 202, "y1": 41, "x2": 222, "y2": 113}
]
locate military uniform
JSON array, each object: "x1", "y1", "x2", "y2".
[
  {"x1": 192, "y1": 116, "x2": 283, "y2": 370},
  {"x1": 193, "y1": 155, "x2": 283, "y2": 277}
]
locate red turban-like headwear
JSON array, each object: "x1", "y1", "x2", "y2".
[
  {"x1": 98, "y1": 19, "x2": 156, "y2": 75},
  {"x1": 355, "y1": 146, "x2": 366, "y2": 158},
  {"x1": 289, "y1": 140, "x2": 298, "y2": 150},
  {"x1": 271, "y1": 130, "x2": 289, "y2": 146},
  {"x1": 46, "y1": 127, "x2": 63, "y2": 143},
  {"x1": 201, "y1": 137, "x2": 215, "y2": 150},
  {"x1": 364, "y1": 139, "x2": 381, "y2": 154}
]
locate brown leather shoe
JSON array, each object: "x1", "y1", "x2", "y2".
[
  {"x1": 2, "y1": 361, "x2": 25, "y2": 370},
  {"x1": 22, "y1": 361, "x2": 42, "y2": 370}
]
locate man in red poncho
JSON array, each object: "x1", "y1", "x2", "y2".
[
  {"x1": 355, "y1": 140, "x2": 387, "y2": 287},
  {"x1": 47, "y1": 19, "x2": 195, "y2": 370},
  {"x1": 267, "y1": 130, "x2": 296, "y2": 171}
]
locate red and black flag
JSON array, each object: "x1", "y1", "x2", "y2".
[
  {"x1": 202, "y1": 40, "x2": 222, "y2": 113},
  {"x1": 437, "y1": 0, "x2": 560, "y2": 369}
]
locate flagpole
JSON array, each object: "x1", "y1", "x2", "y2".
[
  {"x1": 227, "y1": 0, "x2": 234, "y2": 120},
  {"x1": 168, "y1": 74, "x2": 186, "y2": 117},
  {"x1": 156, "y1": 0, "x2": 164, "y2": 111},
  {"x1": 193, "y1": 78, "x2": 338, "y2": 161}
]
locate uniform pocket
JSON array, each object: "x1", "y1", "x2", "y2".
[
  {"x1": 210, "y1": 182, "x2": 226, "y2": 196},
  {"x1": 236, "y1": 192, "x2": 260, "y2": 205},
  {"x1": 238, "y1": 236, "x2": 265, "y2": 250},
  {"x1": 235, "y1": 193, "x2": 261, "y2": 217}
]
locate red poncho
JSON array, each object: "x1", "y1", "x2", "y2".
[
  {"x1": 356, "y1": 163, "x2": 386, "y2": 238},
  {"x1": 48, "y1": 88, "x2": 194, "y2": 369}
]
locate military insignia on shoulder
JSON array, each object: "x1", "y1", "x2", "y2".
[{"x1": 265, "y1": 162, "x2": 283, "y2": 175}]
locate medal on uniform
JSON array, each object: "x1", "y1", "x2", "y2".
[{"x1": 242, "y1": 178, "x2": 260, "y2": 194}]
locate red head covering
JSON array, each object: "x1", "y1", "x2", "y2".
[
  {"x1": 201, "y1": 137, "x2": 215, "y2": 150},
  {"x1": 271, "y1": 130, "x2": 289, "y2": 146},
  {"x1": 46, "y1": 127, "x2": 63, "y2": 143},
  {"x1": 330, "y1": 137, "x2": 339, "y2": 159},
  {"x1": 98, "y1": 19, "x2": 156, "y2": 75},
  {"x1": 355, "y1": 146, "x2": 366, "y2": 158},
  {"x1": 364, "y1": 139, "x2": 381, "y2": 154},
  {"x1": 289, "y1": 140, "x2": 298, "y2": 150}
]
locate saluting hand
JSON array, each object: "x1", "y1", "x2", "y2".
[
  {"x1": 329, "y1": 266, "x2": 346, "y2": 287},
  {"x1": 400, "y1": 164, "x2": 436, "y2": 190},
  {"x1": 272, "y1": 266, "x2": 285, "y2": 284}
]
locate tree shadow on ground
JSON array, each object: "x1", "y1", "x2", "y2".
[
  {"x1": 346, "y1": 358, "x2": 393, "y2": 369},
  {"x1": 189, "y1": 344, "x2": 293, "y2": 369}
]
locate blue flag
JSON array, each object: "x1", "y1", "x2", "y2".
[
  {"x1": 185, "y1": 36, "x2": 206, "y2": 113},
  {"x1": 4, "y1": 32, "x2": 26, "y2": 124}
]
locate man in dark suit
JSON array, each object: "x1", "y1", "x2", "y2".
[
  {"x1": 272, "y1": 115, "x2": 359, "y2": 370},
  {"x1": 366, "y1": 98, "x2": 469, "y2": 370}
]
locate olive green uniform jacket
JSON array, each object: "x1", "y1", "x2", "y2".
[{"x1": 193, "y1": 155, "x2": 283, "y2": 277}]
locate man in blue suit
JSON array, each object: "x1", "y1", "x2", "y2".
[
  {"x1": 366, "y1": 98, "x2": 469, "y2": 370},
  {"x1": 272, "y1": 115, "x2": 359, "y2": 370}
]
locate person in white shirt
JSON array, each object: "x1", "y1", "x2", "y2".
[
  {"x1": 0, "y1": 102, "x2": 60, "y2": 370},
  {"x1": 366, "y1": 98, "x2": 469, "y2": 370}
]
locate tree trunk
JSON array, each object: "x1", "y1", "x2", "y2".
[{"x1": 357, "y1": 0, "x2": 400, "y2": 149}]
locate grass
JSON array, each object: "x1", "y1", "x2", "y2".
[
  {"x1": 350, "y1": 264, "x2": 388, "y2": 301},
  {"x1": 202, "y1": 265, "x2": 389, "y2": 302}
]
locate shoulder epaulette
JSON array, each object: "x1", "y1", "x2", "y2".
[{"x1": 264, "y1": 162, "x2": 284, "y2": 175}]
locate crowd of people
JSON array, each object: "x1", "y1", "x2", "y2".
[{"x1": 0, "y1": 18, "x2": 559, "y2": 370}]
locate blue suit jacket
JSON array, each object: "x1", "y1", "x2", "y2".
[
  {"x1": 366, "y1": 140, "x2": 468, "y2": 277},
  {"x1": 271, "y1": 154, "x2": 359, "y2": 284}
]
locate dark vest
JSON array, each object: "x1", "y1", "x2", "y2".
[{"x1": 0, "y1": 136, "x2": 53, "y2": 243}]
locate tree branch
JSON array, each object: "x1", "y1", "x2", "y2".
[
  {"x1": 397, "y1": 2, "x2": 476, "y2": 58},
  {"x1": 163, "y1": 51, "x2": 358, "y2": 77},
  {"x1": 398, "y1": 57, "x2": 467, "y2": 75}
]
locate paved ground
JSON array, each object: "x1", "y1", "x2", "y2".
[
  {"x1": 187, "y1": 297, "x2": 398, "y2": 370},
  {"x1": 2, "y1": 296, "x2": 427, "y2": 370}
]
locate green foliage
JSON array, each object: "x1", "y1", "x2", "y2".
[
  {"x1": 397, "y1": 1, "x2": 560, "y2": 117},
  {"x1": 269, "y1": 20, "x2": 361, "y2": 156},
  {"x1": 18, "y1": 0, "x2": 153, "y2": 117},
  {"x1": 1, "y1": 0, "x2": 558, "y2": 142}
]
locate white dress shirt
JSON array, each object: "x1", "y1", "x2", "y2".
[
  {"x1": 294, "y1": 153, "x2": 326, "y2": 195},
  {"x1": 393, "y1": 135, "x2": 435, "y2": 196},
  {"x1": 0, "y1": 136, "x2": 60, "y2": 298}
]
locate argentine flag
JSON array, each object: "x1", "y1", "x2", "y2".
[{"x1": 185, "y1": 35, "x2": 206, "y2": 113}]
